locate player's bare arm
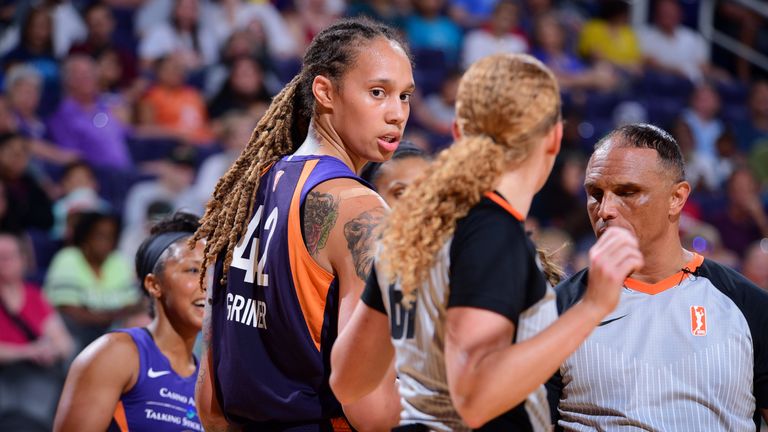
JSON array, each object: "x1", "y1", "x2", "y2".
[
  {"x1": 195, "y1": 281, "x2": 234, "y2": 432},
  {"x1": 305, "y1": 177, "x2": 399, "y2": 430},
  {"x1": 54, "y1": 333, "x2": 138, "y2": 432}
]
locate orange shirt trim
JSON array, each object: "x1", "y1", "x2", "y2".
[
  {"x1": 624, "y1": 253, "x2": 704, "y2": 295},
  {"x1": 484, "y1": 191, "x2": 525, "y2": 222},
  {"x1": 286, "y1": 159, "x2": 335, "y2": 351},
  {"x1": 112, "y1": 401, "x2": 130, "y2": 432}
]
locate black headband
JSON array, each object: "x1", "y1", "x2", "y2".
[{"x1": 136, "y1": 232, "x2": 190, "y2": 284}]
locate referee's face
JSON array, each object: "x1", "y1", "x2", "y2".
[{"x1": 584, "y1": 143, "x2": 679, "y2": 255}]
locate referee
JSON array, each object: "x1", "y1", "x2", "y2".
[{"x1": 549, "y1": 124, "x2": 768, "y2": 431}]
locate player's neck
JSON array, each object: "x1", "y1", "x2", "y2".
[
  {"x1": 148, "y1": 315, "x2": 197, "y2": 372},
  {"x1": 630, "y1": 234, "x2": 693, "y2": 284},
  {"x1": 293, "y1": 122, "x2": 367, "y2": 173}
]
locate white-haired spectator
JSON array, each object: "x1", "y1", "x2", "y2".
[{"x1": 5, "y1": 64, "x2": 78, "y2": 166}]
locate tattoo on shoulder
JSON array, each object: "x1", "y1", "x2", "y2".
[
  {"x1": 304, "y1": 191, "x2": 339, "y2": 258},
  {"x1": 344, "y1": 207, "x2": 385, "y2": 281}
]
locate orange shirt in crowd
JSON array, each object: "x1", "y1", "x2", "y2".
[{"x1": 142, "y1": 86, "x2": 214, "y2": 144}]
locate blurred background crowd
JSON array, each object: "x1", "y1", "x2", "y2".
[{"x1": 0, "y1": 0, "x2": 767, "y2": 429}]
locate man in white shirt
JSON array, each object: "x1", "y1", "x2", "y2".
[{"x1": 637, "y1": 0, "x2": 708, "y2": 82}]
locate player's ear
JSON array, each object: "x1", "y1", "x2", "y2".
[
  {"x1": 312, "y1": 75, "x2": 335, "y2": 111},
  {"x1": 144, "y1": 273, "x2": 162, "y2": 299}
]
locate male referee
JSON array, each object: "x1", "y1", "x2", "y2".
[{"x1": 549, "y1": 124, "x2": 768, "y2": 431}]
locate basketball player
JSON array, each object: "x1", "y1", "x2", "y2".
[
  {"x1": 550, "y1": 124, "x2": 768, "y2": 430},
  {"x1": 330, "y1": 53, "x2": 643, "y2": 431},
  {"x1": 54, "y1": 212, "x2": 206, "y2": 431},
  {"x1": 360, "y1": 141, "x2": 431, "y2": 204},
  {"x1": 191, "y1": 19, "x2": 413, "y2": 431}
]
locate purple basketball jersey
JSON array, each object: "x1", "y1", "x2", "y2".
[
  {"x1": 108, "y1": 327, "x2": 201, "y2": 432},
  {"x1": 210, "y1": 155, "x2": 371, "y2": 429}
]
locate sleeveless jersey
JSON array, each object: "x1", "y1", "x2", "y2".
[
  {"x1": 210, "y1": 155, "x2": 370, "y2": 428},
  {"x1": 108, "y1": 327, "x2": 201, "y2": 432}
]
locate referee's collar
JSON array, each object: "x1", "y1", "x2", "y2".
[
  {"x1": 624, "y1": 253, "x2": 705, "y2": 295},
  {"x1": 484, "y1": 191, "x2": 525, "y2": 222}
]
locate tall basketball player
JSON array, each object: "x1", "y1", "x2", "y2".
[{"x1": 191, "y1": 18, "x2": 413, "y2": 431}]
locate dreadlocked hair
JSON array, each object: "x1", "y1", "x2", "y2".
[
  {"x1": 192, "y1": 17, "x2": 410, "y2": 287},
  {"x1": 379, "y1": 54, "x2": 562, "y2": 304}
]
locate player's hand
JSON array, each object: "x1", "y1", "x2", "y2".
[{"x1": 583, "y1": 227, "x2": 644, "y2": 318}]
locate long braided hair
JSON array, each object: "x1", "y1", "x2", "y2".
[
  {"x1": 379, "y1": 54, "x2": 563, "y2": 303},
  {"x1": 192, "y1": 18, "x2": 409, "y2": 286}
]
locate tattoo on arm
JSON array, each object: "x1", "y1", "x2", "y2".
[
  {"x1": 344, "y1": 207, "x2": 385, "y2": 281},
  {"x1": 304, "y1": 191, "x2": 339, "y2": 258}
]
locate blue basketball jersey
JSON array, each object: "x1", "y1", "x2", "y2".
[
  {"x1": 108, "y1": 327, "x2": 201, "y2": 432},
  {"x1": 210, "y1": 155, "x2": 370, "y2": 429}
]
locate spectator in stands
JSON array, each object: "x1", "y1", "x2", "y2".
[
  {"x1": 531, "y1": 151, "x2": 593, "y2": 244},
  {"x1": 69, "y1": 2, "x2": 138, "y2": 88},
  {"x1": 448, "y1": 0, "x2": 499, "y2": 28},
  {"x1": 2, "y1": 6, "x2": 61, "y2": 114},
  {"x1": 118, "y1": 200, "x2": 173, "y2": 263},
  {"x1": 51, "y1": 161, "x2": 110, "y2": 241},
  {"x1": 743, "y1": 241, "x2": 768, "y2": 290},
  {"x1": 716, "y1": 1, "x2": 765, "y2": 82},
  {"x1": 138, "y1": 0, "x2": 221, "y2": 71},
  {"x1": 138, "y1": 54, "x2": 214, "y2": 145},
  {"x1": 285, "y1": 0, "x2": 342, "y2": 54},
  {"x1": 734, "y1": 80, "x2": 768, "y2": 154},
  {"x1": 47, "y1": 54, "x2": 132, "y2": 170},
  {"x1": 345, "y1": 0, "x2": 408, "y2": 28},
  {"x1": 45, "y1": 0, "x2": 87, "y2": 59},
  {"x1": 577, "y1": 0, "x2": 641, "y2": 74},
  {"x1": 638, "y1": 0, "x2": 710, "y2": 83},
  {"x1": 208, "y1": 56, "x2": 271, "y2": 120},
  {"x1": 189, "y1": 112, "x2": 257, "y2": 215},
  {"x1": 209, "y1": 0, "x2": 298, "y2": 60},
  {"x1": 44, "y1": 211, "x2": 142, "y2": 352},
  {"x1": 0, "y1": 232, "x2": 73, "y2": 432},
  {"x1": 412, "y1": 69, "x2": 460, "y2": 150},
  {"x1": 122, "y1": 146, "x2": 197, "y2": 232},
  {"x1": 0, "y1": 133, "x2": 53, "y2": 234},
  {"x1": 5, "y1": 64, "x2": 77, "y2": 166},
  {"x1": 461, "y1": 0, "x2": 529, "y2": 70},
  {"x1": 205, "y1": 28, "x2": 272, "y2": 98},
  {"x1": 533, "y1": 13, "x2": 618, "y2": 93},
  {"x1": 0, "y1": 97, "x2": 16, "y2": 135},
  {"x1": 707, "y1": 167, "x2": 768, "y2": 257},
  {"x1": 405, "y1": 0, "x2": 463, "y2": 67},
  {"x1": 682, "y1": 83, "x2": 726, "y2": 191}
]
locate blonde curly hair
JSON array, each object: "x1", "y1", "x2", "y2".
[{"x1": 379, "y1": 54, "x2": 562, "y2": 302}]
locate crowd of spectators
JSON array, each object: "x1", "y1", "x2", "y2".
[{"x1": 0, "y1": 0, "x2": 767, "y2": 429}]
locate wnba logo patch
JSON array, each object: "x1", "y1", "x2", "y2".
[{"x1": 690, "y1": 305, "x2": 706, "y2": 336}]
